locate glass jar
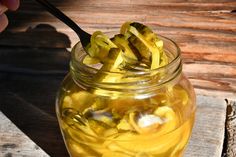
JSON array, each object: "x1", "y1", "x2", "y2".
[{"x1": 56, "y1": 35, "x2": 196, "y2": 157}]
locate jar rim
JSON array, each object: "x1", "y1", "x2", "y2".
[
  {"x1": 70, "y1": 33, "x2": 182, "y2": 96},
  {"x1": 71, "y1": 34, "x2": 181, "y2": 76}
]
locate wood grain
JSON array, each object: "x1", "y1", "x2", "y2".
[
  {"x1": 0, "y1": 0, "x2": 235, "y2": 156},
  {"x1": 224, "y1": 100, "x2": 236, "y2": 157},
  {"x1": 0, "y1": 74, "x2": 69, "y2": 157},
  {"x1": 1, "y1": 0, "x2": 235, "y2": 97},
  {"x1": 0, "y1": 111, "x2": 49, "y2": 157},
  {"x1": 185, "y1": 96, "x2": 226, "y2": 157}
]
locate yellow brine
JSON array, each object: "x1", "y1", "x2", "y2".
[{"x1": 56, "y1": 22, "x2": 196, "y2": 157}]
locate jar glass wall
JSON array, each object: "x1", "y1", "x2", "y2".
[{"x1": 56, "y1": 35, "x2": 196, "y2": 157}]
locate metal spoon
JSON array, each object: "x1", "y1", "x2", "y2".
[{"x1": 35, "y1": 0, "x2": 91, "y2": 50}]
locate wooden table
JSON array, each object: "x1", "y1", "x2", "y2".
[{"x1": 0, "y1": 0, "x2": 235, "y2": 157}]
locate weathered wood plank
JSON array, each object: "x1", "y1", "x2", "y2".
[
  {"x1": 4, "y1": 0, "x2": 236, "y2": 36},
  {"x1": 185, "y1": 95, "x2": 226, "y2": 157},
  {"x1": 184, "y1": 64, "x2": 236, "y2": 78},
  {"x1": 189, "y1": 77, "x2": 236, "y2": 93},
  {"x1": 223, "y1": 100, "x2": 236, "y2": 157},
  {"x1": 0, "y1": 0, "x2": 235, "y2": 156},
  {"x1": 195, "y1": 89, "x2": 236, "y2": 100},
  {"x1": 7, "y1": 11, "x2": 236, "y2": 32},
  {"x1": 0, "y1": 111, "x2": 49, "y2": 157},
  {"x1": 0, "y1": 78, "x2": 69, "y2": 157},
  {"x1": 19, "y1": 0, "x2": 236, "y2": 12}
]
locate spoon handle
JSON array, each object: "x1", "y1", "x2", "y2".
[{"x1": 35, "y1": 0, "x2": 91, "y2": 47}]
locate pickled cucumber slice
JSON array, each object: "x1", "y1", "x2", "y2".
[
  {"x1": 120, "y1": 21, "x2": 132, "y2": 36},
  {"x1": 117, "y1": 118, "x2": 133, "y2": 131},
  {"x1": 83, "y1": 55, "x2": 100, "y2": 65},
  {"x1": 88, "y1": 119, "x2": 111, "y2": 136},
  {"x1": 87, "y1": 31, "x2": 117, "y2": 61},
  {"x1": 91, "y1": 97, "x2": 108, "y2": 111},
  {"x1": 93, "y1": 48, "x2": 125, "y2": 85},
  {"x1": 128, "y1": 23, "x2": 162, "y2": 69},
  {"x1": 172, "y1": 85, "x2": 189, "y2": 106},
  {"x1": 112, "y1": 34, "x2": 138, "y2": 62},
  {"x1": 63, "y1": 96, "x2": 73, "y2": 108},
  {"x1": 70, "y1": 91, "x2": 95, "y2": 112},
  {"x1": 101, "y1": 48, "x2": 124, "y2": 72},
  {"x1": 128, "y1": 35, "x2": 152, "y2": 61},
  {"x1": 84, "y1": 22, "x2": 168, "y2": 71},
  {"x1": 153, "y1": 106, "x2": 179, "y2": 134}
]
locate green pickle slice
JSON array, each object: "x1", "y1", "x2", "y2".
[
  {"x1": 85, "y1": 22, "x2": 167, "y2": 72},
  {"x1": 111, "y1": 34, "x2": 138, "y2": 62}
]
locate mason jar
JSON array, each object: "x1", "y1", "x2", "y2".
[{"x1": 56, "y1": 35, "x2": 196, "y2": 157}]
